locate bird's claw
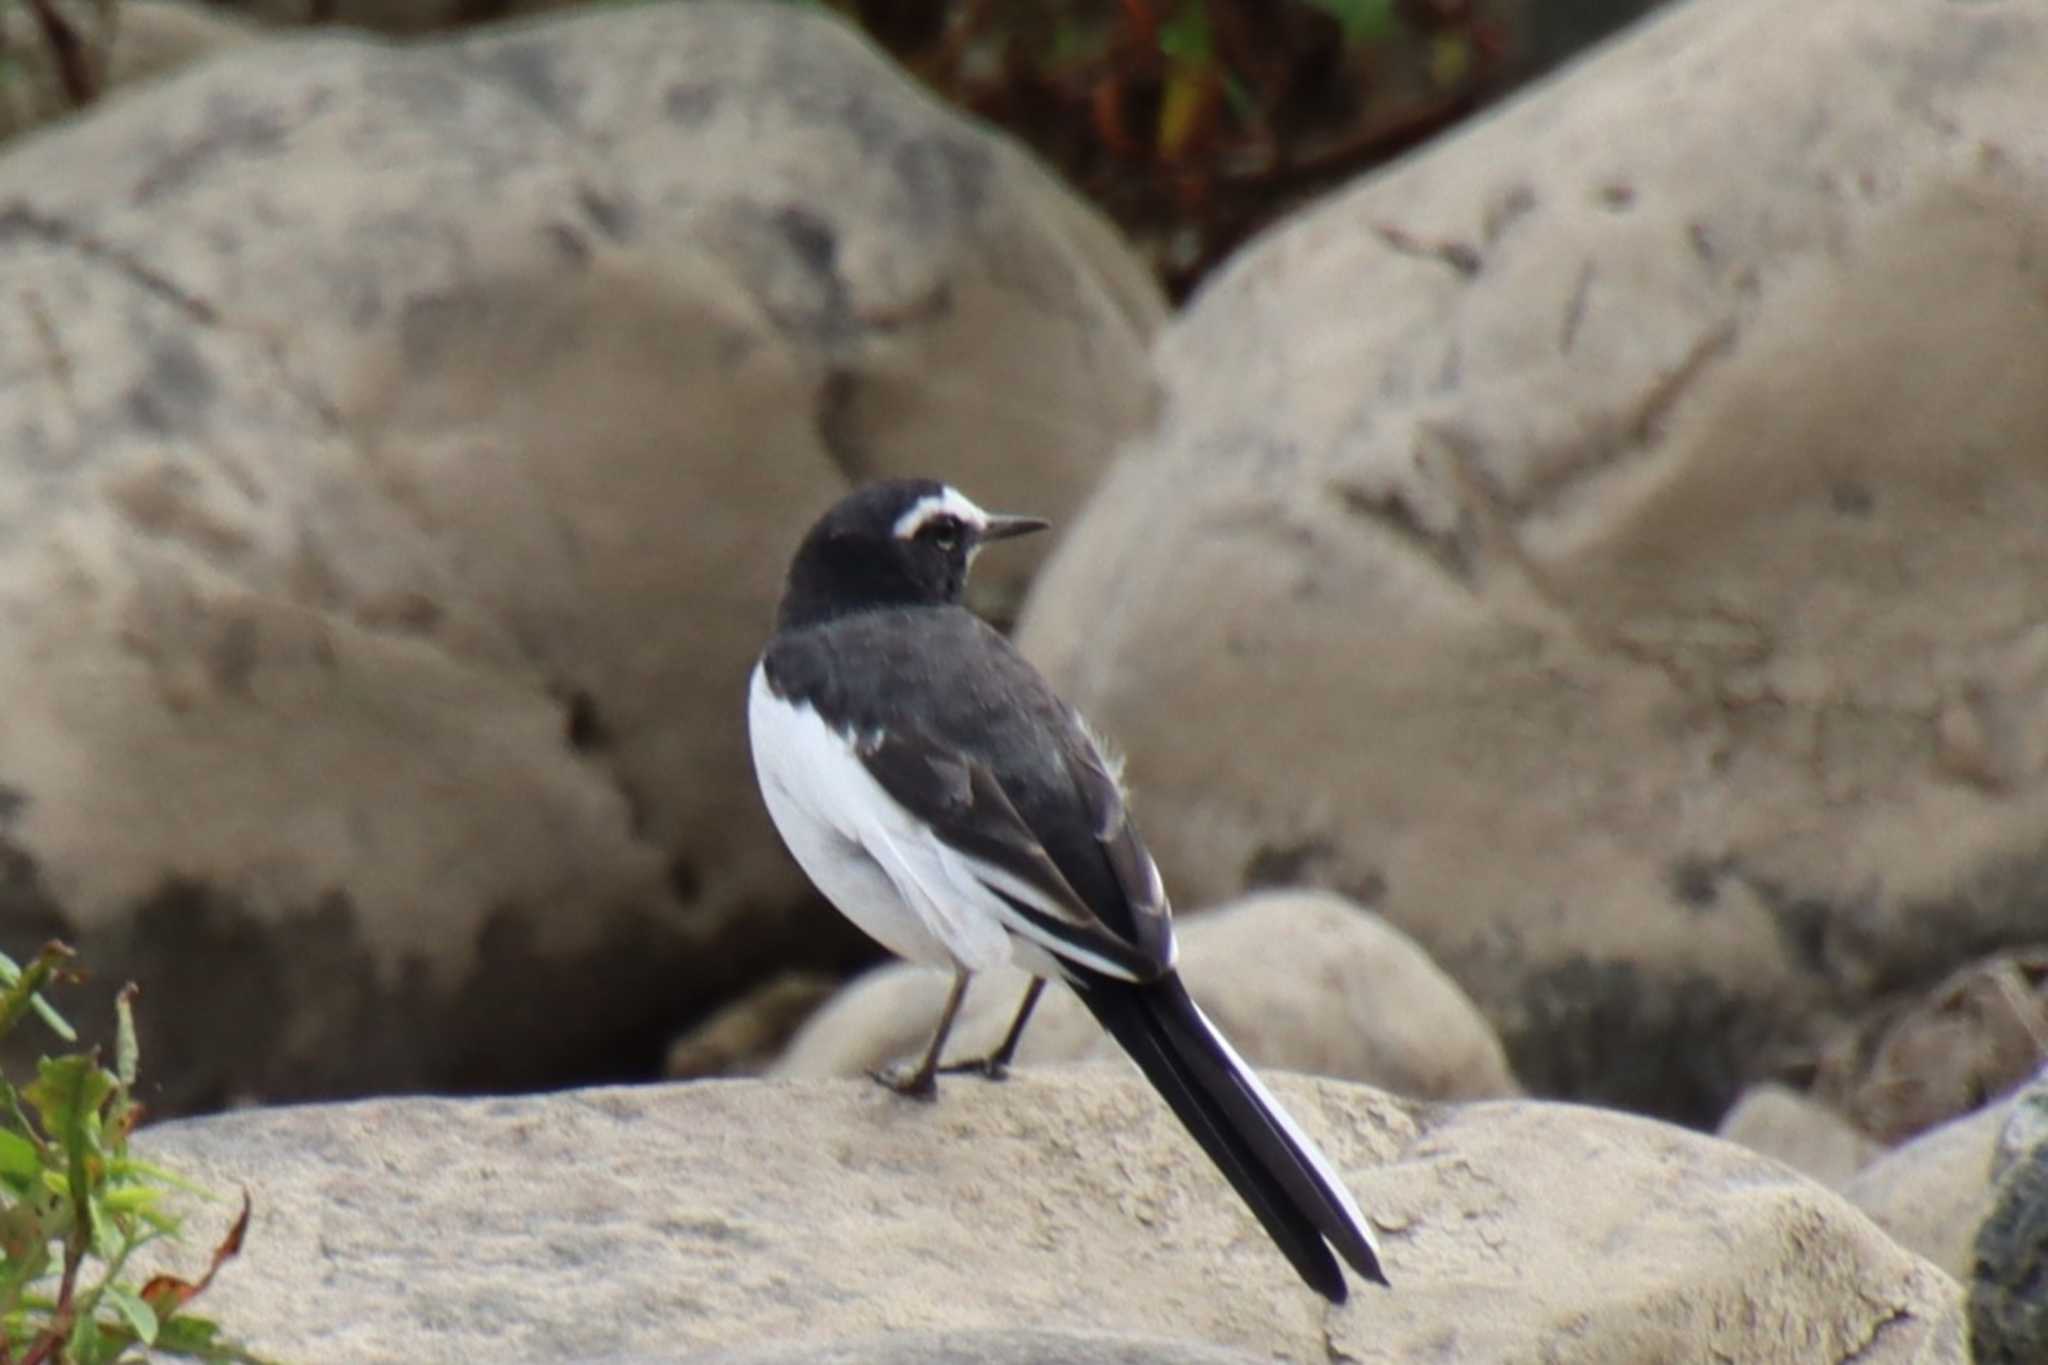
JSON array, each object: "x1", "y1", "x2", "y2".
[
  {"x1": 938, "y1": 1055, "x2": 1011, "y2": 1082},
  {"x1": 868, "y1": 1063, "x2": 939, "y2": 1101}
]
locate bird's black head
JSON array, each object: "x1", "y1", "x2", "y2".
[{"x1": 775, "y1": 479, "x2": 1049, "y2": 630}]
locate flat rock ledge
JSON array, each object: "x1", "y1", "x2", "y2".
[{"x1": 135, "y1": 1068, "x2": 1962, "y2": 1363}]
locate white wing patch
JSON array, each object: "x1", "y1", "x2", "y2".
[{"x1": 749, "y1": 665, "x2": 1011, "y2": 973}]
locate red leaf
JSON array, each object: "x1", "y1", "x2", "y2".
[
  {"x1": 139, "y1": 1274, "x2": 196, "y2": 1315},
  {"x1": 142, "y1": 1190, "x2": 251, "y2": 1316}
]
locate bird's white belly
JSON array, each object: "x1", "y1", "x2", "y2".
[{"x1": 748, "y1": 664, "x2": 1013, "y2": 973}]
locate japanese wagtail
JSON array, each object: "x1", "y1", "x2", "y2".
[{"x1": 747, "y1": 479, "x2": 1388, "y2": 1301}]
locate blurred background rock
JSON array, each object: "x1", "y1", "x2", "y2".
[{"x1": 3, "y1": 0, "x2": 1679, "y2": 292}]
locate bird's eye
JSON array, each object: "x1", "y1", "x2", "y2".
[{"x1": 920, "y1": 516, "x2": 964, "y2": 551}]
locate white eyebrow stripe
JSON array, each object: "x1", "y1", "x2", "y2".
[{"x1": 892, "y1": 487, "x2": 990, "y2": 540}]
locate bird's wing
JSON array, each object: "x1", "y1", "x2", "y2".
[
  {"x1": 860, "y1": 722, "x2": 1173, "y2": 984},
  {"x1": 1052, "y1": 707, "x2": 1174, "y2": 965}
]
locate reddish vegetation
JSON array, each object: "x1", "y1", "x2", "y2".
[{"x1": 844, "y1": 0, "x2": 1514, "y2": 297}]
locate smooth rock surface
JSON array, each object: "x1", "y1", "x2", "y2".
[
  {"x1": 677, "y1": 1329, "x2": 1266, "y2": 1365},
  {"x1": 0, "y1": 0, "x2": 1161, "y2": 1109},
  {"x1": 773, "y1": 891, "x2": 1521, "y2": 1102},
  {"x1": 1017, "y1": 0, "x2": 2048, "y2": 1125},
  {"x1": 1840, "y1": 1094, "x2": 2012, "y2": 1284},
  {"x1": 1718, "y1": 1082, "x2": 1879, "y2": 1188},
  {"x1": 136, "y1": 1070, "x2": 1962, "y2": 1363}
]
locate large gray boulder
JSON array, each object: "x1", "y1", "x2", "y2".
[
  {"x1": 677, "y1": 1330, "x2": 1268, "y2": 1365},
  {"x1": 1017, "y1": 0, "x2": 2048, "y2": 1124},
  {"x1": 1724, "y1": 1070, "x2": 2048, "y2": 1302},
  {"x1": 136, "y1": 1069, "x2": 1963, "y2": 1362},
  {"x1": 0, "y1": 1, "x2": 1161, "y2": 1109}
]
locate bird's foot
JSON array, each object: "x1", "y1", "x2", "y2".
[
  {"x1": 938, "y1": 1053, "x2": 1012, "y2": 1083},
  {"x1": 867, "y1": 1062, "x2": 939, "y2": 1101}
]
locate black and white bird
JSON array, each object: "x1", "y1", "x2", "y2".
[{"x1": 747, "y1": 478, "x2": 1388, "y2": 1302}]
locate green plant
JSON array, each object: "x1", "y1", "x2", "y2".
[{"x1": 0, "y1": 944, "x2": 263, "y2": 1364}]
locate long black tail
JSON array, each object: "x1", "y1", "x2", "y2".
[{"x1": 1071, "y1": 970, "x2": 1388, "y2": 1302}]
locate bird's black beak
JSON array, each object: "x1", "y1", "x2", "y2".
[{"x1": 981, "y1": 514, "x2": 1050, "y2": 542}]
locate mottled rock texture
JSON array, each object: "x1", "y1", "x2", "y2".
[
  {"x1": 0, "y1": 0, "x2": 1160, "y2": 1109},
  {"x1": 137, "y1": 1070, "x2": 1963, "y2": 1363},
  {"x1": 1018, "y1": 0, "x2": 2048, "y2": 1125}
]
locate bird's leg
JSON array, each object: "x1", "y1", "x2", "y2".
[
  {"x1": 939, "y1": 977, "x2": 1047, "y2": 1082},
  {"x1": 870, "y1": 968, "x2": 973, "y2": 1102}
]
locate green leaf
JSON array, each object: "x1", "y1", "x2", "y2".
[
  {"x1": 1428, "y1": 31, "x2": 1470, "y2": 87},
  {"x1": 103, "y1": 1282, "x2": 158, "y2": 1345},
  {"x1": 154, "y1": 1313, "x2": 222, "y2": 1351},
  {"x1": 1301, "y1": 0, "x2": 1397, "y2": 46},
  {"x1": 1221, "y1": 71, "x2": 1257, "y2": 122},
  {"x1": 0, "y1": 944, "x2": 76, "y2": 1045},
  {"x1": 1156, "y1": 0, "x2": 1210, "y2": 61},
  {"x1": 114, "y1": 986, "x2": 139, "y2": 1089},
  {"x1": 32, "y1": 1054, "x2": 109, "y2": 1273},
  {"x1": 137, "y1": 1207, "x2": 183, "y2": 1237},
  {"x1": 87, "y1": 1194, "x2": 118, "y2": 1257},
  {"x1": 0, "y1": 1130, "x2": 38, "y2": 1182},
  {"x1": 68, "y1": 1303, "x2": 103, "y2": 1360},
  {"x1": 0, "y1": 1210, "x2": 52, "y2": 1298},
  {"x1": 155, "y1": 1311, "x2": 275, "y2": 1363},
  {"x1": 100, "y1": 1185, "x2": 164, "y2": 1214},
  {"x1": 24, "y1": 1055, "x2": 113, "y2": 1149},
  {"x1": 108, "y1": 1159, "x2": 211, "y2": 1199},
  {"x1": 0, "y1": 1079, "x2": 41, "y2": 1156},
  {"x1": 27, "y1": 992, "x2": 75, "y2": 1042}
]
